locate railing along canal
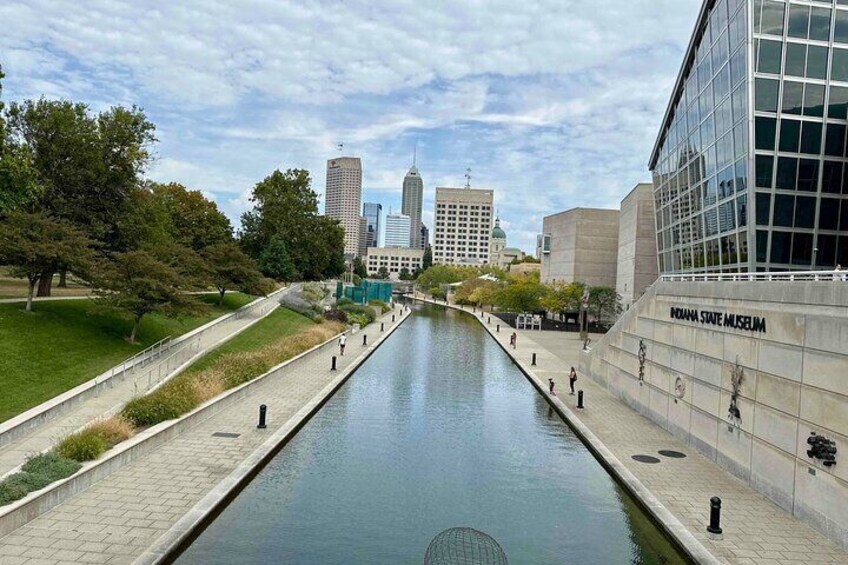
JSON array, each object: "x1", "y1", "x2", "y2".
[{"x1": 661, "y1": 270, "x2": 848, "y2": 283}]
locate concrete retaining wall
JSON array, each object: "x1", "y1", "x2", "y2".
[{"x1": 580, "y1": 280, "x2": 848, "y2": 550}]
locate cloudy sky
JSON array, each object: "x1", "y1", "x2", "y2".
[{"x1": 1, "y1": 0, "x2": 702, "y2": 252}]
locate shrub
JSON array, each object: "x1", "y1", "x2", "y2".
[
  {"x1": 3, "y1": 471, "x2": 52, "y2": 492},
  {"x1": 0, "y1": 479, "x2": 28, "y2": 506},
  {"x1": 368, "y1": 299, "x2": 391, "y2": 314},
  {"x1": 338, "y1": 304, "x2": 376, "y2": 326},
  {"x1": 54, "y1": 416, "x2": 135, "y2": 462},
  {"x1": 336, "y1": 296, "x2": 354, "y2": 307},
  {"x1": 21, "y1": 453, "x2": 82, "y2": 482},
  {"x1": 324, "y1": 309, "x2": 348, "y2": 323},
  {"x1": 122, "y1": 380, "x2": 198, "y2": 427}
]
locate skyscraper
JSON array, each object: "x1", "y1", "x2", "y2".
[
  {"x1": 325, "y1": 157, "x2": 362, "y2": 257},
  {"x1": 402, "y1": 152, "x2": 424, "y2": 249},
  {"x1": 363, "y1": 202, "x2": 382, "y2": 248},
  {"x1": 385, "y1": 213, "x2": 412, "y2": 248},
  {"x1": 650, "y1": 0, "x2": 848, "y2": 274},
  {"x1": 433, "y1": 186, "x2": 494, "y2": 265}
]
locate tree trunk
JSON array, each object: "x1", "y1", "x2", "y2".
[
  {"x1": 58, "y1": 270, "x2": 68, "y2": 288},
  {"x1": 129, "y1": 314, "x2": 142, "y2": 344},
  {"x1": 36, "y1": 270, "x2": 54, "y2": 297}
]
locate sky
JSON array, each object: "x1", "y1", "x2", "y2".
[{"x1": 1, "y1": 0, "x2": 703, "y2": 253}]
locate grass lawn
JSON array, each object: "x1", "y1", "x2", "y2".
[
  {"x1": 184, "y1": 307, "x2": 315, "y2": 374},
  {"x1": 0, "y1": 292, "x2": 256, "y2": 423}
]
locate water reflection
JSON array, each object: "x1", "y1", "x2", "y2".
[{"x1": 178, "y1": 303, "x2": 686, "y2": 565}]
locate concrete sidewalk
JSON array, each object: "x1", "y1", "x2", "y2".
[
  {"x1": 444, "y1": 301, "x2": 847, "y2": 565},
  {"x1": 0, "y1": 307, "x2": 409, "y2": 564},
  {"x1": 0, "y1": 292, "x2": 285, "y2": 479}
]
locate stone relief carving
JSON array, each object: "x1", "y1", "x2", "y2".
[
  {"x1": 728, "y1": 358, "x2": 744, "y2": 427},
  {"x1": 637, "y1": 339, "x2": 647, "y2": 383},
  {"x1": 674, "y1": 376, "x2": 686, "y2": 399}
]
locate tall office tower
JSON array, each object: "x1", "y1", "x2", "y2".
[
  {"x1": 358, "y1": 216, "x2": 368, "y2": 258},
  {"x1": 420, "y1": 224, "x2": 430, "y2": 248},
  {"x1": 363, "y1": 202, "x2": 382, "y2": 248},
  {"x1": 402, "y1": 154, "x2": 424, "y2": 249},
  {"x1": 651, "y1": 0, "x2": 848, "y2": 274},
  {"x1": 384, "y1": 213, "x2": 412, "y2": 247},
  {"x1": 433, "y1": 187, "x2": 494, "y2": 265},
  {"x1": 324, "y1": 157, "x2": 362, "y2": 257}
]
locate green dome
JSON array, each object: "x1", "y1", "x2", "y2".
[{"x1": 491, "y1": 218, "x2": 506, "y2": 240}]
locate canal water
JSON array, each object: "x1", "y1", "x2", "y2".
[{"x1": 177, "y1": 303, "x2": 687, "y2": 564}]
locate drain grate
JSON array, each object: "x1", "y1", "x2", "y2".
[
  {"x1": 212, "y1": 432, "x2": 241, "y2": 438},
  {"x1": 632, "y1": 454, "x2": 661, "y2": 464},
  {"x1": 658, "y1": 449, "x2": 687, "y2": 459}
]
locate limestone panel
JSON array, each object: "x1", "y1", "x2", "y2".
[
  {"x1": 692, "y1": 380, "x2": 721, "y2": 415},
  {"x1": 721, "y1": 362, "x2": 758, "y2": 402},
  {"x1": 795, "y1": 426, "x2": 848, "y2": 485},
  {"x1": 653, "y1": 320, "x2": 674, "y2": 346},
  {"x1": 672, "y1": 323, "x2": 696, "y2": 351},
  {"x1": 693, "y1": 329, "x2": 725, "y2": 359},
  {"x1": 804, "y1": 315, "x2": 848, "y2": 354},
  {"x1": 793, "y1": 460, "x2": 848, "y2": 548},
  {"x1": 648, "y1": 386, "x2": 670, "y2": 428},
  {"x1": 693, "y1": 355, "x2": 723, "y2": 387},
  {"x1": 755, "y1": 371, "x2": 801, "y2": 416},
  {"x1": 750, "y1": 439, "x2": 796, "y2": 512},
  {"x1": 716, "y1": 426, "x2": 752, "y2": 481},
  {"x1": 753, "y1": 403, "x2": 799, "y2": 455},
  {"x1": 722, "y1": 333, "x2": 759, "y2": 369},
  {"x1": 800, "y1": 387, "x2": 848, "y2": 437},
  {"x1": 651, "y1": 342, "x2": 671, "y2": 368},
  {"x1": 635, "y1": 316, "x2": 655, "y2": 340},
  {"x1": 802, "y1": 349, "x2": 848, "y2": 397},
  {"x1": 690, "y1": 407, "x2": 719, "y2": 460},
  {"x1": 667, "y1": 397, "x2": 691, "y2": 443},
  {"x1": 670, "y1": 348, "x2": 695, "y2": 376},
  {"x1": 757, "y1": 341, "x2": 804, "y2": 383},
  {"x1": 620, "y1": 333, "x2": 640, "y2": 356},
  {"x1": 720, "y1": 390, "x2": 755, "y2": 434}
]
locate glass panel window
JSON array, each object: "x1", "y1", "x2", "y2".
[
  {"x1": 755, "y1": 78, "x2": 779, "y2": 112},
  {"x1": 776, "y1": 157, "x2": 798, "y2": 190},
  {"x1": 825, "y1": 124, "x2": 846, "y2": 157},
  {"x1": 782, "y1": 81, "x2": 804, "y2": 114},
  {"x1": 779, "y1": 119, "x2": 801, "y2": 152},
  {"x1": 807, "y1": 46, "x2": 828, "y2": 80},
  {"x1": 787, "y1": 4, "x2": 810, "y2": 39},
  {"x1": 804, "y1": 84, "x2": 825, "y2": 117},
  {"x1": 829, "y1": 86, "x2": 848, "y2": 119},
  {"x1": 800, "y1": 121, "x2": 822, "y2": 155},
  {"x1": 774, "y1": 195, "x2": 795, "y2": 227},
  {"x1": 821, "y1": 198, "x2": 841, "y2": 230},
  {"x1": 816, "y1": 234, "x2": 837, "y2": 267},
  {"x1": 756, "y1": 155, "x2": 774, "y2": 188},
  {"x1": 735, "y1": 159, "x2": 747, "y2": 192},
  {"x1": 737, "y1": 194, "x2": 748, "y2": 227},
  {"x1": 757, "y1": 192, "x2": 772, "y2": 226},
  {"x1": 835, "y1": 10, "x2": 848, "y2": 44},
  {"x1": 832, "y1": 48, "x2": 848, "y2": 82},
  {"x1": 841, "y1": 200, "x2": 848, "y2": 230},
  {"x1": 755, "y1": 117, "x2": 777, "y2": 150},
  {"x1": 795, "y1": 196, "x2": 816, "y2": 228},
  {"x1": 810, "y1": 7, "x2": 832, "y2": 42},
  {"x1": 785, "y1": 43, "x2": 806, "y2": 77},
  {"x1": 758, "y1": 39, "x2": 783, "y2": 74},
  {"x1": 760, "y1": 0, "x2": 785, "y2": 36},
  {"x1": 770, "y1": 231, "x2": 792, "y2": 264},
  {"x1": 792, "y1": 233, "x2": 813, "y2": 266},
  {"x1": 756, "y1": 230, "x2": 769, "y2": 262},
  {"x1": 797, "y1": 158, "x2": 819, "y2": 191},
  {"x1": 822, "y1": 161, "x2": 845, "y2": 194}
]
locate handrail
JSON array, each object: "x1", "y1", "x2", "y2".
[{"x1": 660, "y1": 270, "x2": 848, "y2": 283}]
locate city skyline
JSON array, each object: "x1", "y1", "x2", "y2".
[{"x1": 0, "y1": 0, "x2": 703, "y2": 253}]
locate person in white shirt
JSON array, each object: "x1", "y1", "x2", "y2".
[{"x1": 339, "y1": 334, "x2": 347, "y2": 356}]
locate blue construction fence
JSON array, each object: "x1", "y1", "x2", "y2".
[{"x1": 335, "y1": 279, "x2": 393, "y2": 305}]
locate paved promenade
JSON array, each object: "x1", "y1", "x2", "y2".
[
  {"x1": 441, "y1": 301, "x2": 847, "y2": 565},
  {"x1": 0, "y1": 307, "x2": 407, "y2": 564},
  {"x1": 0, "y1": 292, "x2": 285, "y2": 479}
]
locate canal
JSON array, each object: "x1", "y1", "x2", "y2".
[{"x1": 177, "y1": 303, "x2": 687, "y2": 564}]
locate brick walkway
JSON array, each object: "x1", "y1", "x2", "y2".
[
  {"x1": 446, "y1": 301, "x2": 847, "y2": 565},
  {"x1": 0, "y1": 291, "x2": 285, "y2": 479},
  {"x1": 0, "y1": 307, "x2": 408, "y2": 564}
]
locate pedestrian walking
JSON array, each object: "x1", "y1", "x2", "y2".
[
  {"x1": 548, "y1": 378, "x2": 556, "y2": 395},
  {"x1": 339, "y1": 334, "x2": 347, "y2": 356},
  {"x1": 569, "y1": 366, "x2": 577, "y2": 395}
]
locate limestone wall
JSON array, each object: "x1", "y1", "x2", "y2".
[{"x1": 580, "y1": 280, "x2": 848, "y2": 549}]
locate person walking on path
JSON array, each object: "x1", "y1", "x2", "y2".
[
  {"x1": 548, "y1": 378, "x2": 556, "y2": 396},
  {"x1": 569, "y1": 366, "x2": 577, "y2": 395},
  {"x1": 510, "y1": 332, "x2": 517, "y2": 349},
  {"x1": 339, "y1": 334, "x2": 347, "y2": 356}
]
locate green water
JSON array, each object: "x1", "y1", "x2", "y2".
[{"x1": 177, "y1": 303, "x2": 688, "y2": 564}]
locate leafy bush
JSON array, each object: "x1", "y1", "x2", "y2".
[
  {"x1": 3, "y1": 471, "x2": 52, "y2": 492},
  {"x1": 54, "y1": 417, "x2": 135, "y2": 462},
  {"x1": 338, "y1": 304, "x2": 376, "y2": 326},
  {"x1": 429, "y1": 286, "x2": 446, "y2": 300},
  {"x1": 21, "y1": 453, "x2": 82, "y2": 482},
  {"x1": 0, "y1": 479, "x2": 28, "y2": 506},
  {"x1": 324, "y1": 309, "x2": 348, "y2": 323},
  {"x1": 336, "y1": 296, "x2": 354, "y2": 307},
  {"x1": 368, "y1": 299, "x2": 390, "y2": 314}
]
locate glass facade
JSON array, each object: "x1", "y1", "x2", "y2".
[
  {"x1": 652, "y1": 0, "x2": 848, "y2": 273},
  {"x1": 363, "y1": 202, "x2": 381, "y2": 249}
]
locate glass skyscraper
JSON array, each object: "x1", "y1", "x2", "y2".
[
  {"x1": 651, "y1": 0, "x2": 848, "y2": 274},
  {"x1": 363, "y1": 202, "x2": 382, "y2": 249}
]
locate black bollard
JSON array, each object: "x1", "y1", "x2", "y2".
[
  {"x1": 577, "y1": 390, "x2": 584, "y2": 409},
  {"x1": 707, "y1": 497, "x2": 723, "y2": 535},
  {"x1": 496, "y1": 324, "x2": 500, "y2": 332},
  {"x1": 257, "y1": 404, "x2": 267, "y2": 429},
  {"x1": 331, "y1": 356, "x2": 337, "y2": 371},
  {"x1": 363, "y1": 334, "x2": 368, "y2": 346},
  {"x1": 381, "y1": 322, "x2": 385, "y2": 332},
  {"x1": 392, "y1": 314, "x2": 396, "y2": 322},
  {"x1": 488, "y1": 317, "x2": 491, "y2": 324},
  {"x1": 532, "y1": 353, "x2": 537, "y2": 366}
]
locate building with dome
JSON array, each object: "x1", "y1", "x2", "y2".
[{"x1": 489, "y1": 217, "x2": 526, "y2": 269}]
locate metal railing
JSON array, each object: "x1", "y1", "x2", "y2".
[{"x1": 661, "y1": 270, "x2": 848, "y2": 283}]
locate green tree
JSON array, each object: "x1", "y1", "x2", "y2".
[
  {"x1": 0, "y1": 211, "x2": 96, "y2": 312},
  {"x1": 0, "y1": 67, "x2": 42, "y2": 214},
  {"x1": 398, "y1": 267, "x2": 412, "y2": 280},
  {"x1": 589, "y1": 286, "x2": 622, "y2": 325},
  {"x1": 258, "y1": 235, "x2": 297, "y2": 282},
  {"x1": 151, "y1": 182, "x2": 232, "y2": 251},
  {"x1": 494, "y1": 273, "x2": 547, "y2": 313},
  {"x1": 93, "y1": 250, "x2": 206, "y2": 343},
  {"x1": 540, "y1": 281, "x2": 585, "y2": 315},
  {"x1": 114, "y1": 185, "x2": 173, "y2": 251},
  {"x1": 422, "y1": 246, "x2": 433, "y2": 270},
  {"x1": 352, "y1": 256, "x2": 368, "y2": 279},
  {"x1": 203, "y1": 242, "x2": 268, "y2": 304},
  {"x1": 5, "y1": 100, "x2": 155, "y2": 295},
  {"x1": 377, "y1": 266, "x2": 390, "y2": 280}
]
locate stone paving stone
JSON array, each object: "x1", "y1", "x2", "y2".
[
  {"x1": 0, "y1": 307, "x2": 408, "y2": 563},
  {"x1": 446, "y1": 302, "x2": 848, "y2": 565}
]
